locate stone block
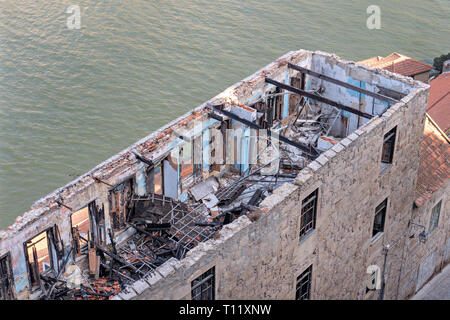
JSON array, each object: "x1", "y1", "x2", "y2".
[
  {"x1": 315, "y1": 154, "x2": 329, "y2": 166},
  {"x1": 347, "y1": 132, "x2": 359, "y2": 141},
  {"x1": 145, "y1": 272, "x2": 163, "y2": 286},
  {"x1": 331, "y1": 143, "x2": 345, "y2": 153},
  {"x1": 132, "y1": 278, "x2": 150, "y2": 295},
  {"x1": 157, "y1": 262, "x2": 175, "y2": 278},
  {"x1": 118, "y1": 287, "x2": 137, "y2": 300},
  {"x1": 340, "y1": 137, "x2": 352, "y2": 147},
  {"x1": 308, "y1": 160, "x2": 322, "y2": 172}
]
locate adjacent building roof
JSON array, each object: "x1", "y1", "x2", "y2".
[
  {"x1": 427, "y1": 72, "x2": 450, "y2": 135},
  {"x1": 414, "y1": 114, "x2": 450, "y2": 207},
  {"x1": 358, "y1": 53, "x2": 433, "y2": 77}
]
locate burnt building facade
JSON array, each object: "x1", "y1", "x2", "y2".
[{"x1": 0, "y1": 50, "x2": 447, "y2": 300}]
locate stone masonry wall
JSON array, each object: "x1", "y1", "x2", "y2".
[
  {"x1": 119, "y1": 81, "x2": 429, "y2": 300},
  {"x1": 0, "y1": 50, "x2": 432, "y2": 300},
  {"x1": 397, "y1": 181, "x2": 449, "y2": 299}
]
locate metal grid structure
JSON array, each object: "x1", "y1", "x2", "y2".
[
  {"x1": 116, "y1": 237, "x2": 158, "y2": 281},
  {"x1": 156, "y1": 200, "x2": 216, "y2": 259}
]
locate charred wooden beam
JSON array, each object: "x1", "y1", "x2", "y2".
[
  {"x1": 287, "y1": 63, "x2": 399, "y2": 105},
  {"x1": 95, "y1": 246, "x2": 139, "y2": 273},
  {"x1": 129, "y1": 222, "x2": 164, "y2": 243},
  {"x1": 133, "y1": 152, "x2": 154, "y2": 167},
  {"x1": 241, "y1": 203, "x2": 259, "y2": 212},
  {"x1": 195, "y1": 221, "x2": 220, "y2": 227},
  {"x1": 218, "y1": 184, "x2": 247, "y2": 206},
  {"x1": 142, "y1": 223, "x2": 171, "y2": 231},
  {"x1": 376, "y1": 85, "x2": 406, "y2": 101},
  {"x1": 55, "y1": 200, "x2": 72, "y2": 211},
  {"x1": 107, "y1": 229, "x2": 117, "y2": 280},
  {"x1": 92, "y1": 176, "x2": 113, "y2": 187},
  {"x1": 45, "y1": 247, "x2": 73, "y2": 299},
  {"x1": 248, "y1": 188, "x2": 264, "y2": 206},
  {"x1": 211, "y1": 105, "x2": 320, "y2": 158},
  {"x1": 265, "y1": 77, "x2": 374, "y2": 120},
  {"x1": 208, "y1": 112, "x2": 224, "y2": 122}
]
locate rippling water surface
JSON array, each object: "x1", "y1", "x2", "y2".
[{"x1": 0, "y1": 0, "x2": 449, "y2": 228}]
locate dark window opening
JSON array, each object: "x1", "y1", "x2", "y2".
[
  {"x1": 180, "y1": 143, "x2": 194, "y2": 182},
  {"x1": 429, "y1": 200, "x2": 441, "y2": 233},
  {"x1": 373, "y1": 199, "x2": 387, "y2": 237},
  {"x1": 71, "y1": 206, "x2": 90, "y2": 258},
  {"x1": 24, "y1": 230, "x2": 53, "y2": 289},
  {"x1": 192, "y1": 134, "x2": 203, "y2": 179},
  {"x1": 299, "y1": 189, "x2": 318, "y2": 239},
  {"x1": 265, "y1": 87, "x2": 283, "y2": 126},
  {"x1": 0, "y1": 253, "x2": 15, "y2": 300},
  {"x1": 109, "y1": 179, "x2": 133, "y2": 231},
  {"x1": 381, "y1": 127, "x2": 396, "y2": 164},
  {"x1": 296, "y1": 265, "x2": 312, "y2": 300},
  {"x1": 289, "y1": 76, "x2": 305, "y2": 115},
  {"x1": 209, "y1": 132, "x2": 218, "y2": 172},
  {"x1": 153, "y1": 164, "x2": 163, "y2": 195},
  {"x1": 191, "y1": 267, "x2": 215, "y2": 300}
]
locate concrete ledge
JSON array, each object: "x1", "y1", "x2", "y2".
[
  {"x1": 308, "y1": 160, "x2": 322, "y2": 172},
  {"x1": 347, "y1": 132, "x2": 359, "y2": 141},
  {"x1": 260, "y1": 183, "x2": 298, "y2": 209},
  {"x1": 145, "y1": 272, "x2": 162, "y2": 286},
  {"x1": 118, "y1": 287, "x2": 137, "y2": 300},
  {"x1": 354, "y1": 128, "x2": 365, "y2": 136},
  {"x1": 315, "y1": 154, "x2": 329, "y2": 166},
  {"x1": 340, "y1": 137, "x2": 353, "y2": 147},
  {"x1": 166, "y1": 257, "x2": 183, "y2": 270},
  {"x1": 156, "y1": 262, "x2": 176, "y2": 278},
  {"x1": 331, "y1": 143, "x2": 345, "y2": 153},
  {"x1": 294, "y1": 169, "x2": 313, "y2": 186},
  {"x1": 322, "y1": 149, "x2": 337, "y2": 160},
  {"x1": 131, "y1": 278, "x2": 150, "y2": 295},
  {"x1": 362, "y1": 117, "x2": 383, "y2": 134}
]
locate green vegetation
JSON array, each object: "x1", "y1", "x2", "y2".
[{"x1": 433, "y1": 53, "x2": 450, "y2": 73}]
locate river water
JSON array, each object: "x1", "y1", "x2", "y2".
[{"x1": 0, "y1": 0, "x2": 448, "y2": 228}]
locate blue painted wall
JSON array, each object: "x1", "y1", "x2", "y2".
[{"x1": 283, "y1": 72, "x2": 290, "y2": 119}]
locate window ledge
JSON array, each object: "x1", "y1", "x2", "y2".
[
  {"x1": 370, "y1": 232, "x2": 384, "y2": 245},
  {"x1": 299, "y1": 229, "x2": 316, "y2": 244},
  {"x1": 380, "y1": 162, "x2": 392, "y2": 175}
]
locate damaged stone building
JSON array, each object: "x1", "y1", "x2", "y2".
[{"x1": 0, "y1": 50, "x2": 448, "y2": 300}]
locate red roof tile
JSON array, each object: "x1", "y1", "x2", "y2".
[
  {"x1": 427, "y1": 73, "x2": 450, "y2": 134},
  {"x1": 414, "y1": 115, "x2": 450, "y2": 207},
  {"x1": 383, "y1": 59, "x2": 433, "y2": 76},
  {"x1": 358, "y1": 53, "x2": 433, "y2": 77}
]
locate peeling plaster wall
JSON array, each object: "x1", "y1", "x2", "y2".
[{"x1": 310, "y1": 53, "x2": 417, "y2": 136}]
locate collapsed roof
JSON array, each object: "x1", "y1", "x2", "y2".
[{"x1": 0, "y1": 49, "x2": 425, "y2": 300}]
